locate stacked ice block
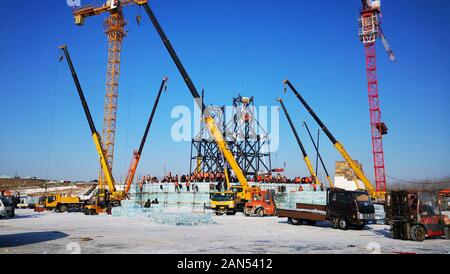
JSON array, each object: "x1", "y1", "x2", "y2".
[{"x1": 111, "y1": 199, "x2": 215, "y2": 226}]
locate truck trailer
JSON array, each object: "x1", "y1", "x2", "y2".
[{"x1": 277, "y1": 188, "x2": 376, "y2": 230}]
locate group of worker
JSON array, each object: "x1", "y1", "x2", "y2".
[{"x1": 139, "y1": 172, "x2": 324, "y2": 187}]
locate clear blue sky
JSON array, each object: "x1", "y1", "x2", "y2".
[{"x1": 0, "y1": 0, "x2": 449, "y2": 183}]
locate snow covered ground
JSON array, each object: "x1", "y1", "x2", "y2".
[{"x1": 0, "y1": 209, "x2": 449, "y2": 254}]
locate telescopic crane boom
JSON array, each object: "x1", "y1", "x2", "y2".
[
  {"x1": 303, "y1": 121, "x2": 334, "y2": 188},
  {"x1": 138, "y1": 3, "x2": 251, "y2": 200},
  {"x1": 124, "y1": 77, "x2": 168, "y2": 194},
  {"x1": 283, "y1": 80, "x2": 383, "y2": 199},
  {"x1": 59, "y1": 45, "x2": 125, "y2": 201},
  {"x1": 277, "y1": 98, "x2": 322, "y2": 186}
]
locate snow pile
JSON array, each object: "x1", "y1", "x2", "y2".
[{"x1": 112, "y1": 200, "x2": 215, "y2": 226}]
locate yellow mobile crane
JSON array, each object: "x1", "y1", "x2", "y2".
[
  {"x1": 60, "y1": 45, "x2": 126, "y2": 215},
  {"x1": 61, "y1": 45, "x2": 167, "y2": 214},
  {"x1": 277, "y1": 98, "x2": 325, "y2": 187},
  {"x1": 283, "y1": 80, "x2": 385, "y2": 200},
  {"x1": 137, "y1": 2, "x2": 274, "y2": 213}
]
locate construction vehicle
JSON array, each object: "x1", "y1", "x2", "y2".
[
  {"x1": 72, "y1": 0, "x2": 149, "y2": 184},
  {"x1": 210, "y1": 169, "x2": 238, "y2": 215},
  {"x1": 17, "y1": 196, "x2": 38, "y2": 209},
  {"x1": 38, "y1": 194, "x2": 83, "y2": 213},
  {"x1": 277, "y1": 188, "x2": 376, "y2": 230},
  {"x1": 244, "y1": 189, "x2": 276, "y2": 217},
  {"x1": 0, "y1": 196, "x2": 15, "y2": 218},
  {"x1": 60, "y1": 45, "x2": 126, "y2": 215},
  {"x1": 277, "y1": 98, "x2": 325, "y2": 187},
  {"x1": 283, "y1": 80, "x2": 385, "y2": 200},
  {"x1": 210, "y1": 192, "x2": 238, "y2": 216},
  {"x1": 61, "y1": 45, "x2": 168, "y2": 215},
  {"x1": 386, "y1": 191, "x2": 450, "y2": 242},
  {"x1": 124, "y1": 77, "x2": 168, "y2": 194},
  {"x1": 358, "y1": 0, "x2": 396, "y2": 194},
  {"x1": 138, "y1": 2, "x2": 274, "y2": 214}
]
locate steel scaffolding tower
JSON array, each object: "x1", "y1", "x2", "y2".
[{"x1": 190, "y1": 95, "x2": 272, "y2": 178}]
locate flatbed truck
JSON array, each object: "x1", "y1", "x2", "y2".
[{"x1": 277, "y1": 188, "x2": 376, "y2": 230}]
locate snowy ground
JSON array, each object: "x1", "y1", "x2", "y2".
[{"x1": 0, "y1": 209, "x2": 449, "y2": 254}]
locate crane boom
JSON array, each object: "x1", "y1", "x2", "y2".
[
  {"x1": 139, "y1": 3, "x2": 250, "y2": 194},
  {"x1": 283, "y1": 80, "x2": 379, "y2": 197},
  {"x1": 59, "y1": 45, "x2": 122, "y2": 199},
  {"x1": 73, "y1": 0, "x2": 148, "y2": 25},
  {"x1": 72, "y1": 0, "x2": 149, "y2": 188},
  {"x1": 277, "y1": 98, "x2": 321, "y2": 186},
  {"x1": 124, "y1": 77, "x2": 168, "y2": 194},
  {"x1": 379, "y1": 27, "x2": 396, "y2": 62},
  {"x1": 303, "y1": 122, "x2": 334, "y2": 188}
]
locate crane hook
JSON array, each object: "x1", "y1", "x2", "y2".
[{"x1": 136, "y1": 15, "x2": 142, "y2": 25}]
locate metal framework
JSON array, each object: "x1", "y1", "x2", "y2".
[
  {"x1": 102, "y1": 12, "x2": 126, "y2": 169},
  {"x1": 230, "y1": 96, "x2": 272, "y2": 177},
  {"x1": 190, "y1": 95, "x2": 272, "y2": 178},
  {"x1": 190, "y1": 106, "x2": 227, "y2": 174}
]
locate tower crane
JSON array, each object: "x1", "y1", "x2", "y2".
[
  {"x1": 72, "y1": 0, "x2": 148, "y2": 182},
  {"x1": 358, "y1": 0, "x2": 396, "y2": 193},
  {"x1": 277, "y1": 98, "x2": 323, "y2": 187}
]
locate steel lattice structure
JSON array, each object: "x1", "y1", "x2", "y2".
[
  {"x1": 102, "y1": 12, "x2": 126, "y2": 170},
  {"x1": 190, "y1": 96, "x2": 272, "y2": 177},
  {"x1": 358, "y1": 1, "x2": 395, "y2": 192}
]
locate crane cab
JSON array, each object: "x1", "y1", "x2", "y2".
[
  {"x1": 210, "y1": 191, "x2": 237, "y2": 216},
  {"x1": 244, "y1": 190, "x2": 276, "y2": 217}
]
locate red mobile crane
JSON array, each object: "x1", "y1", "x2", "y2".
[{"x1": 358, "y1": 0, "x2": 396, "y2": 193}]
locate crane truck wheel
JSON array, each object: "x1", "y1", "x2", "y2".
[
  {"x1": 291, "y1": 218, "x2": 302, "y2": 225},
  {"x1": 410, "y1": 225, "x2": 426, "y2": 242},
  {"x1": 83, "y1": 208, "x2": 90, "y2": 216},
  {"x1": 59, "y1": 205, "x2": 68, "y2": 213},
  {"x1": 257, "y1": 208, "x2": 265, "y2": 217},
  {"x1": 390, "y1": 223, "x2": 400, "y2": 239},
  {"x1": 338, "y1": 217, "x2": 349, "y2": 230}
]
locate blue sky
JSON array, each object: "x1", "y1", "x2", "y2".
[{"x1": 0, "y1": 0, "x2": 449, "y2": 183}]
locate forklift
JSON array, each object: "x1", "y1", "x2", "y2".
[{"x1": 386, "y1": 191, "x2": 450, "y2": 242}]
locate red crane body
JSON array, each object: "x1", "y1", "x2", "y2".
[{"x1": 358, "y1": 0, "x2": 395, "y2": 192}]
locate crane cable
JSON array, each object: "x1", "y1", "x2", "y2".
[{"x1": 386, "y1": 175, "x2": 449, "y2": 185}]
